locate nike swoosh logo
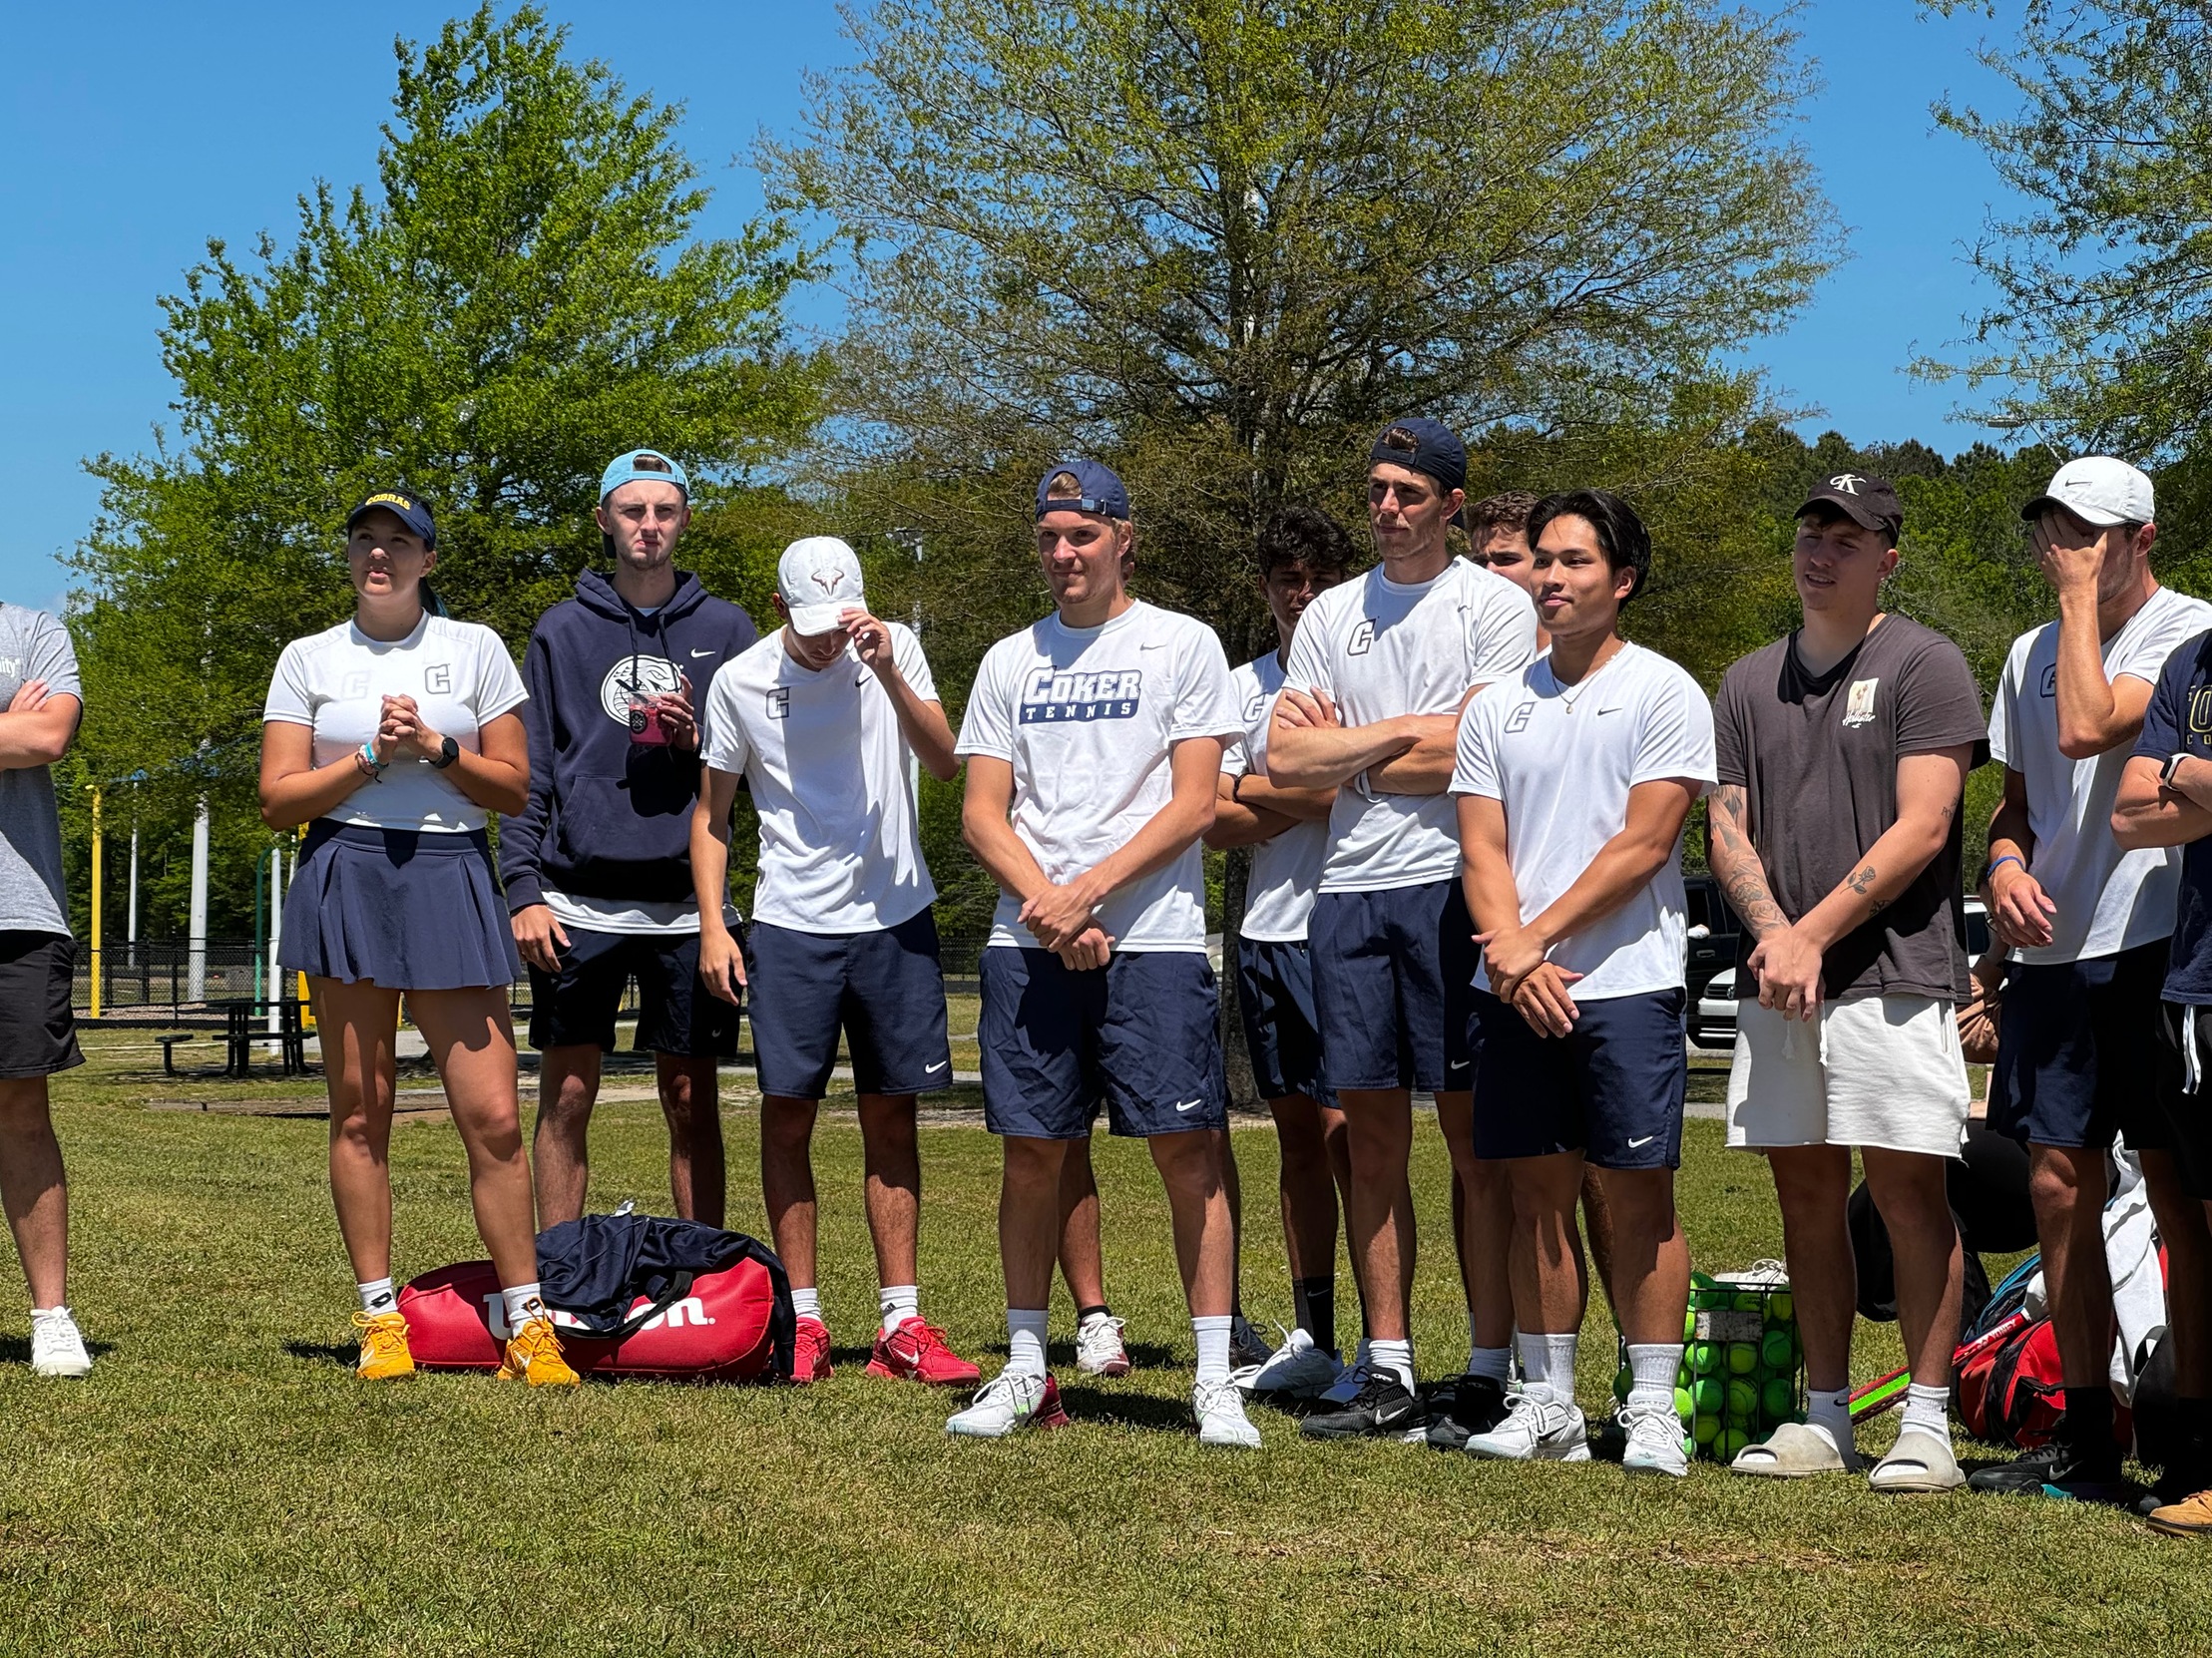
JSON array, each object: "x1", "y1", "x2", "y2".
[
  {"x1": 1174, "y1": 1098, "x2": 1202, "y2": 1111},
  {"x1": 1448, "y1": 1059, "x2": 1471, "y2": 1072},
  {"x1": 856, "y1": 671, "x2": 872, "y2": 685},
  {"x1": 689, "y1": 648, "x2": 714, "y2": 658},
  {"x1": 1627, "y1": 1134, "x2": 1656, "y2": 1148},
  {"x1": 924, "y1": 1060, "x2": 948, "y2": 1074}
]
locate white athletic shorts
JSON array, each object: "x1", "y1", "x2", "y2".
[{"x1": 1725, "y1": 995, "x2": 1969, "y2": 1159}]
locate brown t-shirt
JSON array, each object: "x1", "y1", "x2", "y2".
[{"x1": 1714, "y1": 615, "x2": 1988, "y2": 1004}]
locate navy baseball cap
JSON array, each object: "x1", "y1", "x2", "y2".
[
  {"x1": 1036, "y1": 458, "x2": 1130, "y2": 522},
  {"x1": 1370, "y1": 417, "x2": 1467, "y2": 495},
  {"x1": 600, "y1": 449, "x2": 690, "y2": 502},
  {"x1": 346, "y1": 489, "x2": 437, "y2": 549}
]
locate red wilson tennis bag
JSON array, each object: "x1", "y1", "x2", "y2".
[{"x1": 401, "y1": 1215, "x2": 793, "y2": 1382}]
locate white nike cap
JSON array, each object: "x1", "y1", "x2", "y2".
[
  {"x1": 776, "y1": 536, "x2": 866, "y2": 636},
  {"x1": 2021, "y1": 456, "x2": 2155, "y2": 529}
]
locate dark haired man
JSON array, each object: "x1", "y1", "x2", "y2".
[
  {"x1": 1976, "y1": 457, "x2": 2212, "y2": 1502},
  {"x1": 1453, "y1": 490, "x2": 1713, "y2": 1473},
  {"x1": 1269, "y1": 419, "x2": 1540, "y2": 1439},
  {"x1": 1709, "y1": 474, "x2": 1984, "y2": 1492},
  {"x1": 1206, "y1": 504, "x2": 1357, "y2": 1395},
  {"x1": 947, "y1": 460, "x2": 1258, "y2": 1447},
  {"x1": 1465, "y1": 492, "x2": 1542, "y2": 591},
  {"x1": 503, "y1": 450, "x2": 757, "y2": 1229}
]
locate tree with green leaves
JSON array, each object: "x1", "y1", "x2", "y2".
[{"x1": 66, "y1": 4, "x2": 820, "y2": 941}]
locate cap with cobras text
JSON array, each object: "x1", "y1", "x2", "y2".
[{"x1": 346, "y1": 489, "x2": 437, "y2": 549}]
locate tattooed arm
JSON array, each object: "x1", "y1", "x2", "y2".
[
  {"x1": 1746, "y1": 745, "x2": 1977, "y2": 1022},
  {"x1": 1706, "y1": 783, "x2": 1789, "y2": 944}
]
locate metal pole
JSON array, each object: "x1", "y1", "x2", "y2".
[
  {"x1": 127, "y1": 823, "x2": 139, "y2": 971},
  {"x1": 188, "y1": 797, "x2": 209, "y2": 1003},
  {"x1": 252, "y1": 848, "x2": 266, "y2": 1004},
  {"x1": 89, "y1": 788, "x2": 102, "y2": 1020},
  {"x1": 266, "y1": 845, "x2": 283, "y2": 1034}
]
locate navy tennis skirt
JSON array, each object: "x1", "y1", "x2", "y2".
[{"x1": 278, "y1": 821, "x2": 523, "y2": 990}]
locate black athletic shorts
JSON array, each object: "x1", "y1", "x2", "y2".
[
  {"x1": 1991, "y1": 939, "x2": 2174, "y2": 1152},
  {"x1": 2154, "y1": 1002, "x2": 2212, "y2": 1200},
  {"x1": 526, "y1": 926, "x2": 739, "y2": 1059},
  {"x1": 0, "y1": 931, "x2": 83, "y2": 1078}
]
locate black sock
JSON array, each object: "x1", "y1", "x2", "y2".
[
  {"x1": 1293, "y1": 1275, "x2": 1336, "y2": 1355},
  {"x1": 2060, "y1": 1386, "x2": 2117, "y2": 1465},
  {"x1": 1077, "y1": 1303, "x2": 1111, "y2": 1325}
]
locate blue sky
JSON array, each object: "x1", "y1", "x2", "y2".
[{"x1": 2, "y1": 1, "x2": 2029, "y2": 608}]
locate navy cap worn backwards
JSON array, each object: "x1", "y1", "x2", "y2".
[
  {"x1": 1036, "y1": 458, "x2": 1130, "y2": 522},
  {"x1": 346, "y1": 489, "x2": 437, "y2": 549},
  {"x1": 1370, "y1": 417, "x2": 1467, "y2": 495}
]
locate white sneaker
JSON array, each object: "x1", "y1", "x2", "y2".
[
  {"x1": 30, "y1": 1307, "x2": 91, "y2": 1379},
  {"x1": 1242, "y1": 1328, "x2": 1342, "y2": 1398},
  {"x1": 1075, "y1": 1314, "x2": 1130, "y2": 1377},
  {"x1": 1194, "y1": 1377, "x2": 1262, "y2": 1448},
  {"x1": 1619, "y1": 1400, "x2": 1689, "y2": 1477},
  {"x1": 946, "y1": 1370, "x2": 1071, "y2": 1439},
  {"x1": 1463, "y1": 1391, "x2": 1589, "y2": 1461},
  {"x1": 1314, "y1": 1358, "x2": 1371, "y2": 1409}
]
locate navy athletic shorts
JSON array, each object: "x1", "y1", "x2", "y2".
[
  {"x1": 1308, "y1": 878, "x2": 1477, "y2": 1093},
  {"x1": 978, "y1": 947, "x2": 1228, "y2": 1139},
  {"x1": 1991, "y1": 938, "x2": 2174, "y2": 1153},
  {"x1": 1236, "y1": 937, "x2": 1334, "y2": 1106},
  {"x1": 1468, "y1": 987, "x2": 1687, "y2": 1170},
  {"x1": 746, "y1": 909, "x2": 952, "y2": 1099},
  {"x1": 2156, "y1": 1003, "x2": 2212, "y2": 1199},
  {"x1": 528, "y1": 925, "x2": 738, "y2": 1059}
]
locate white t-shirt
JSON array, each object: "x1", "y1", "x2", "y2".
[
  {"x1": 1989, "y1": 584, "x2": 2212, "y2": 966},
  {"x1": 1223, "y1": 650, "x2": 1329, "y2": 943},
  {"x1": 1451, "y1": 641, "x2": 1716, "y2": 1000},
  {"x1": 699, "y1": 623, "x2": 940, "y2": 934},
  {"x1": 956, "y1": 601, "x2": 1239, "y2": 953},
  {"x1": 262, "y1": 616, "x2": 528, "y2": 833},
  {"x1": 1277, "y1": 558, "x2": 1539, "y2": 892}
]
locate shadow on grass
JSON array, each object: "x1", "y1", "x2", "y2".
[
  {"x1": 1056, "y1": 1382, "x2": 1197, "y2": 1433},
  {"x1": 0, "y1": 1336, "x2": 117, "y2": 1365},
  {"x1": 283, "y1": 1340, "x2": 358, "y2": 1369},
  {"x1": 1044, "y1": 1340, "x2": 1178, "y2": 1372}
]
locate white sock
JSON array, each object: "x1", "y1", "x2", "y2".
[
  {"x1": 879, "y1": 1285, "x2": 919, "y2": 1336},
  {"x1": 1806, "y1": 1385, "x2": 1853, "y2": 1451},
  {"x1": 1007, "y1": 1308, "x2": 1049, "y2": 1378},
  {"x1": 356, "y1": 1278, "x2": 397, "y2": 1317},
  {"x1": 1466, "y1": 1345, "x2": 1511, "y2": 1384},
  {"x1": 1900, "y1": 1382, "x2": 1950, "y2": 1443},
  {"x1": 1626, "y1": 1342, "x2": 1682, "y2": 1412},
  {"x1": 1516, "y1": 1330, "x2": 1549, "y2": 1401},
  {"x1": 791, "y1": 1287, "x2": 822, "y2": 1323},
  {"x1": 1193, "y1": 1314, "x2": 1233, "y2": 1386},
  {"x1": 1368, "y1": 1337, "x2": 1414, "y2": 1393},
  {"x1": 500, "y1": 1281, "x2": 547, "y2": 1331},
  {"x1": 1541, "y1": 1332, "x2": 1580, "y2": 1407}
]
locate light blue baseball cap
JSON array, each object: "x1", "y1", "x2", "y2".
[{"x1": 600, "y1": 449, "x2": 690, "y2": 501}]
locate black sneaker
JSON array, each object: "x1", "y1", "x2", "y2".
[
  {"x1": 1301, "y1": 1370, "x2": 1427, "y2": 1442},
  {"x1": 1424, "y1": 1374, "x2": 1510, "y2": 1451},
  {"x1": 2137, "y1": 1458, "x2": 2212, "y2": 1518},
  {"x1": 1968, "y1": 1441, "x2": 2129, "y2": 1502}
]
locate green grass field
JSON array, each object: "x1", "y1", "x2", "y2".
[{"x1": 1, "y1": 1030, "x2": 2206, "y2": 1656}]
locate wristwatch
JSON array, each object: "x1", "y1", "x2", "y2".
[
  {"x1": 429, "y1": 736, "x2": 461, "y2": 770},
  {"x1": 2163, "y1": 751, "x2": 2191, "y2": 789}
]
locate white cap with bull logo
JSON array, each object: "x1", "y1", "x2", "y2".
[{"x1": 776, "y1": 536, "x2": 866, "y2": 636}]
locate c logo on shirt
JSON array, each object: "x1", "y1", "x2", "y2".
[
  {"x1": 2039, "y1": 663, "x2": 2057, "y2": 699},
  {"x1": 1505, "y1": 701, "x2": 1534, "y2": 734},
  {"x1": 426, "y1": 663, "x2": 452, "y2": 695},
  {"x1": 1243, "y1": 691, "x2": 1267, "y2": 721},
  {"x1": 2190, "y1": 684, "x2": 2212, "y2": 737},
  {"x1": 342, "y1": 671, "x2": 369, "y2": 698},
  {"x1": 599, "y1": 656, "x2": 682, "y2": 724},
  {"x1": 766, "y1": 688, "x2": 790, "y2": 720},
  {"x1": 1347, "y1": 620, "x2": 1376, "y2": 656},
  {"x1": 1019, "y1": 667, "x2": 1140, "y2": 723}
]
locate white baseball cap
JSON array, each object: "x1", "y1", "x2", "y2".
[
  {"x1": 2021, "y1": 456, "x2": 2155, "y2": 529},
  {"x1": 776, "y1": 536, "x2": 866, "y2": 635}
]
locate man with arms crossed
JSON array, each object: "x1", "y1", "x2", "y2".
[
  {"x1": 947, "y1": 461, "x2": 1257, "y2": 1448},
  {"x1": 0, "y1": 605, "x2": 90, "y2": 1378},
  {"x1": 1268, "y1": 419, "x2": 1540, "y2": 1440},
  {"x1": 1205, "y1": 505, "x2": 1357, "y2": 1396},
  {"x1": 692, "y1": 536, "x2": 979, "y2": 1388},
  {"x1": 504, "y1": 450, "x2": 756, "y2": 1228},
  {"x1": 1710, "y1": 473, "x2": 1984, "y2": 1492},
  {"x1": 1453, "y1": 490, "x2": 1712, "y2": 1474},
  {"x1": 1976, "y1": 458, "x2": 2212, "y2": 1500},
  {"x1": 2104, "y1": 610, "x2": 2212, "y2": 1535}
]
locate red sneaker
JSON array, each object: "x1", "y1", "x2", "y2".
[
  {"x1": 791, "y1": 1315, "x2": 834, "y2": 1383},
  {"x1": 866, "y1": 1318, "x2": 983, "y2": 1387}
]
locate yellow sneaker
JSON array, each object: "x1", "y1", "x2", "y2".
[
  {"x1": 2149, "y1": 1487, "x2": 2212, "y2": 1538},
  {"x1": 498, "y1": 1315, "x2": 580, "y2": 1388},
  {"x1": 352, "y1": 1311, "x2": 415, "y2": 1382}
]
